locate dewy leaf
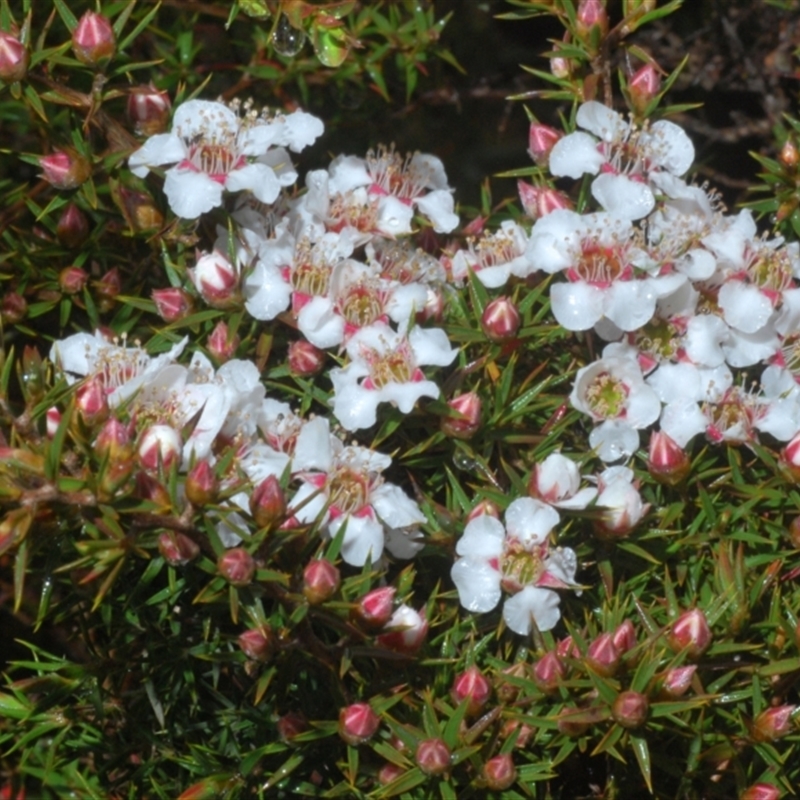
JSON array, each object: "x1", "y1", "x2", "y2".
[
  {"x1": 312, "y1": 24, "x2": 349, "y2": 67},
  {"x1": 630, "y1": 732, "x2": 652, "y2": 793}
]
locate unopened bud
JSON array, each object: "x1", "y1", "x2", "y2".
[
  {"x1": 556, "y1": 707, "x2": 591, "y2": 737},
  {"x1": 612, "y1": 620, "x2": 637, "y2": 655},
  {"x1": 780, "y1": 431, "x2": 800, "y2": 482},
  {"x1": 238, "y1": 626, "x2": 276, "y2": 661},
  {"x1": 576, "y1": 0, "x2": 609, "y2": 43},
  {"x1": 138, "y1": 424, "x2": 182, "y2": 472},
  {"x1": 276, "y1": 711, "x2": 307, "y2": 743},
  {"x1": 115, "y1": 185, "x2": 163, "y2": 233},
  {"x1": 59, "y1": 266, "x2": 89, "y2": 295},
  {"x1": 218, "y1": 547, "x2": 255, "y2": 586},
  {"x1": 353, "y1": 586, "x2": 396, "y2": 629},
  {"x1": 527, "y1": 122, "x2": 562, "y2": 167},
  {"x1": 250, "y1": 475, "x2": 286, "y2": 529},
  {"x1": 482, "y1": 753, "x2": 516, "y2": 791},
  {"x1": 517, "y1": 181, "x2": 572, "y2": 220},
  {"x1": 94, "y1": 418, "x2": 134, "y2": 494},
  {"x1": 780, "y1": 140, "x2": 799, "y2": 169},
  {"x1": 667, "y1": 609, "x2": 712, "y2": 660},
  {"x1": 338, "y1": 702, "x2": 380, "y2": 745},
  {"x1": 1, "y1": 291, "x2": 27, "y2": 324},
  {"x1": 611, "y1": 690, "x2": 649, "y2": 729},
  {"x1": 377, "y1": 762, "x2": 405, "y2": 785},
  {"x1": 629, "y1": 63, "x2": 661, "y2": 114},
  {"x1": 40, "y1": 149, "x2": 91, "y2": 190},
  {"x1": 158, "y1": 531, "x2": 200, "y2": 565},
  {"x1": 496, "y1": 662, "x2": 529, "y2": 703},
  {"x1": 46, "y1": 407, "x2": 62, "y2": 438},
  {"x1": 190, "y1": 251, "x2": 239, "y2": 308},
  {"x1": 586, "y1": 633, "x2": 620, "y2": 677},
  {"x1": 207, "y1": 321, "x2": 239, "y2": 363},
  {"x1": 185, "y1": 460, "x2": 218, "y2": 506},
  {"x1": 303, "y1": 558, "x2": 340, "y2": 605},
  {"x1": 0, "y1": 32, "x2": 28, "y2": 83},
  {"x1": 75, "y1": 376, "x2": 109, "y2": 427},
  {"x1": 451, "y1": 666, "x2": 491, "y2": 716},
  {"x1": 752, "y1": 705, "x2": 796, "y2": 742},
  {"x1": 127, "y1": 84, "x2": 171, "y2": 136},
  {"x1": 56, "y1": 203, "x2": 90, "y2": 248},
  {"x1": 740, "y1": 783, "x2": 781, "y2": 800},
  {"x1": 441, "y1": 392, "x2": 482, "y2": 440},
  {"x1": 152, "y1": 287, "x2": 193, "y2": 323},
  {"x1": 72, "y1": 11, "x2": 116, "y2": 66},
  {"x1": 481, "y1": 297, "x2": 520, "y2": 343},
  {"x1": 533, "y1": 651, "x2": 565, "y2": 693},
  {"x1": 95, "y1": 267, "x2": 121, "y2": 313},
  {"x1": 660, "y1": 665, "x2": 696, "y2": 699},
  {"x1": 415, "y1": 738, "x2": 450, "y2": 776},
  {"x1": 287, "y1": 340, "x2": 325, "y2": 376},
  {"x1": 376, "y1": 604, "x2": 427, "y2": 654},
  {"x1": 647, "y1": 431, "x2": 690, "y2": 485}
]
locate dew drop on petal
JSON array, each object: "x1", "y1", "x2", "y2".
[{"x1": 272, "y1": 14, "x2": 305, "y2": 57}]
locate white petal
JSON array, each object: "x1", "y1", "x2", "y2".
[
  {"x1": 505, "y1": 498, "x2": 559, "y2": 547},
  {"x1": 643, "y1": 120, "x2": 695, "y2": 176},
  {"x1": 591, "y1": 173, "x2": 654, "y2": 220},
  {"x1": 333, "y1": 513, "x2": 385, "y2": 566},
  {"x1": 456, "y1": 515, "x2": 506, "y2": 559},
  {"x1": 549, "y1": 131, "x2": 605, "y2": 178},
  {"x1": 243, "y1": 261, "x2": 292, "y2": 321},
  {"x1": 660, "y1": 400, "x2": 707, "y2": 447},
  {"x1": 577, "y1": 101, "x2": 627, "y2": 141},
  {"x1": 293, "y1": 417, "x2": 333, "y2": 472},
  {"x1": 718, "y1": 282, "x2": 772, "y2": 334},
  {"x1": 502, "y1": 586, "x2": 561, "y2": 635},
  {"x1": 451, "y1": 557, "x2": 502, "y2": 613},
  {"x1": 550, "y1": 281, "x2": 604, "y2": 330},
  {"x1": 163, "y1": 168, "x2": 224, "y2": 218},
  {"x1": 590, "y1": 419, "x2": 640, "y2": 462},
  {"x1": 408, "y1": 326, "x2": 458, "y2": 366},
  {"x1": 371, "y1": 483, "x2": 426, "y2": 528},
  {"x1": 415, "y1": 189, "x2": 459, "y2": 233},
  {"x1": 297, "y1": 296, "x2": 345, "y2": 349},
  {"x1": 604, "y1": 280, "x2": 657, "y2": 331},
  {"x1": 226, "y1": 162, "x2": 282, "y2": 204},
  {"x1": 128, "y1": 133, "x2": 186, "y2": 177}
]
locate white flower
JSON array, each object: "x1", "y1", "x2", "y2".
[
  {"x1": 595, "y1": 466, "x2": 648, "y2": 536},
  {"x1": 451, "y1": 221, "x2": 535, "y2": 288},
  {"x1": 450, "y1": 498, "x2": 577, "y2": 635},
  {"x1": 129, "y1": 99, "x2": 323, "y2": 219},
  {"x1": 530, "y1": 452, "x2": 598, "y2": 509}
]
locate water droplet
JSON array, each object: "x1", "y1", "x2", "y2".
[
  {"x1": 272, "y1": 15, "x2": 305, "y2": 58},
  {"x1": 453, "y1": 451, "x2": 476, "y2": 471}
]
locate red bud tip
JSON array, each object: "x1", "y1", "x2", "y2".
[
  {"x1": 451, "y1": 665, "x2": 491, "y2": 716},
  {"x1": 303, "y1": 559, "x2": 341, "y2": 605},
  {"x1": 152, "y1": 288, "x2": 194, "y2": 323},
  {"x1": 752, "y1": 705, "x2": 797, "y2": 742},
  {"x1": 276, "y1": 711, "x2": 308, "y2": 743},
  {"x1": 441, "y1": 392, "x2": 482, "y2": 440},
  {"x1": 338, "y1": 702, "x2": 380, "y2": 745},
  {"x1": 667, "y1": 608, "x2": 712, "y2": 660},
  {"x1": 353, "y1": 586, "x2": 396, "y2": 629},
  {"x1": 481, "y1": 297, "x2": 521, "y2": 343},
  {"x1": 190, "y1": 251, "x2": 239, "y2": 308},
  {"x1": 56, "y1": 204, "x2": 90, "y2": 248},
  {"x1": 586, "y1": 633, "x2": 620, "y2": 677},
  {"x1": 647, "y1": 431, "x2": 690, "y2": 485},
  {"x1": 629, "y1": 63, "x2": 661, "y2": 112},
  {"x1": 250, "y1": 475, "x2": 286, "y2": 530},
  {"x1": 533, "y1": 651, "x2": 565, "y2": 693},
  {"x1": 40, "y1": 150, "x2": 91, "y2": 189},
  {"x1": 527, "y1": 123, "x2": 562, "y2": 167},
  {"x1": 59, "y1": 266, "x2": 89, "y2": 295},
  {"x1": 660, "y1": 665, "x2": 696, "y2": 699},
  {"x1": 127, "y1": 84, "x2": 172, "y2": 136},
  {"x1": 237, "y1": 627, "x2": 276, "y2": 662},
  {"x1": 611, "y1": 690, "x2": 649, "y2": 729},
  {"x1": 483, "y1": 753, "x2": 517, "y2": 791},
  {"x1": 158, "y1": 532, "x2": 200, "y2": 566},
  {"x1": 740, "y1": 783, "x2": 781, "y2": 800},
  {"x1": 72, "y1": 11, "x2": 116, "y2": 66},
  {"x1": 415, "y1": 738, "x2": 450, "y2": 776},
  {"x1": 207, "y1": 321, "x2": 240, "y2": 363},
  {"x1": 611, "y1": 620, "x2": 637, "y2": 655},
  {"x1": 137, "y1": 424, "x2": 182, "y2": 472},
  {"x1": 376, "y1": 604, "x2": 428, "y2": 654},
  {"x1": 288, "y1": 340, "x2": 325, "y2": 376},
  {"x1": 218, "y1": 548, "x2": 256, "y2": 587},
  {"x1": 0, "y1": 32, "x2": 28, "y2": 82},
  {"x1": 185, "y1": 460, "x2": 218, "y2": 506}
]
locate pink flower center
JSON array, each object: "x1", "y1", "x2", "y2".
[
  {"x1": 328, "y1": 466, "x2": 370, "y2": 515},
  {"x1": 569, "y1": 243, "x2": 631, "y2": 287},
  {"x1": 366, "y1": 145, "x2": 428, "y2": 202},
  {"x1": 499, "y1": 540, "x2": 545, "y2": 594}
]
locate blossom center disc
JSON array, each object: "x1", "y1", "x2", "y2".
[
  {"x1": 291, "y1": 257, "x2": 331, "y2": 297},
  {"x1": 704, "y1": 387, "x2": 755, "y2": 443},
  {"x1": 365, "y1": 347, "x2": 414, "y2": 388},
  {"x1": 187, "y1": 141, "x2": 243, "y2": 181},
  {"x1": 570, "y1": 243, "x2": 628, "y2": 288},
  {"x1": 329, "y1": 192, "x2": 380, "y2": 233},
  {"x1": 327, "y1": 466, "x2": 369, "y2": 514},
  {"x1": 746, "y1": 247, "x2": 793, "y2": 302},
  {"x1": 367, "y1": 145, "x2": 425, "y2": 201},
  {"x1": 635, "y1": 320, "x2": 681, "y2": 361},
  {"x1": 584, "y1": 371, "x2": 629, "y2": 419},
  {"x1": 339, "y1": 283, "x2": 384, "y2": 328},
  {"x1": 499, "y1": 541, "x2": 544, "y2": 594},
  {"x1": 94, "y1": 336, "x2": 150, "y2": 394}
]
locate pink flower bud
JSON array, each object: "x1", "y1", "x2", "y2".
[
  {"x1": 40, "y1": 149, "x2": 91, "y2": 190},
  {"x1": 647, "y1": 431, "x2": 690, "y2": 485},
  {"x1": 353, "y1": 586, "x2": 396, "y2": 629},
  {"x1": 59, "y1": 266, "x2": 89, "y2": 295},
  {"x1": 629, "y1": 63, "x2": 661, "y2": 113},
  {"x1": 95, "y1": 267, "x2": 121, "y2": 313},
  {"x1": 495, "y1": 662, "x2": 529, "y2": 703},
  {"x1": 303, "y1": 559, "x2": 340, "y2": 605},
  {"x1": 659, "y1": 665, "x2": 696, "y2": 699},
  {"x1": 780, "y1": 431, "x2": 800, "y2": 481},
  {"x1": 586, "y1": 633, "x2": 620, "y2": 677},
  {"x1": 415, "y1": 738, "x2": 450, "y2": 776},
  {"x1": 250, "y1": 475, "x2": 286, "y2": 530},
  {"x1": 207, "y1": 321, "x2": 239, "y2": 363},
  {"x1": 376, "y1": 604, "x2": 427, "y2": 654},
  {"x1": 218, "y1": 548, "x2": 255, "y2": 587},
  {"x1": 158, "y1": 531, "x2": 200, "y2": 566},
  {"x1": 740, "y1": 784, "x2": 781, "y2": 800},
  {"x1": 612, "y1": 620, "x2": 637, "y2": 655},
  {"x1": 482, "y1": 753, "x2": 517, "y2": 791},
  {"x1": 377, "y1": 763, "x2": 405, "y2": 785},
  {"x1": 72, "y1": 11, "x2": 116, "y2": 66},
  {"x1": 611, "y1": 690, "x2": 649, "y2": 729},
  {"x1": 190, "y1": 251, "x2": 239, "y2": 308},
  {"x1": 780, "y1": 140, "x2": 799, "y2": 169},
  {"x1": 135, "y1": 471, "x2": 170, "y2": 507},
  {"x1": 441, "y1": 392, "x2": 482, "y2": 440},
  {"x1": 1, "y1": 291, "x2": 27, "y2": 324},
  {"x1": 287, "y1": 340, "x2": 325, "y2": 376},
  {"x1": 46, "y1": 407, "x2": 62, "y2": 438},
  {"x1": 185, "y1": 460, "x2": 218, "y2": 506},
  {"x1": 451, "y1": 665, "x2": 491, "y2": 716},
  {"x1": 276, "y1": 711, "x2": 307, "y2": 743},
  {"x1": 0, "y1": 32, "x2": 28, "y2": 83},
  {"x1": 115, "y1": 185, "x2": 164, "y2": 232},
  {"x1": 527, "y1": 123, "x2": 562, "y2": 167},
  {"x1": 667, "y1": 609, "x2": 712, "y2": 660},
  {"x1": 152, "y1": 288, "x2": 194, "y2": 323},
  {"x1": 517, "y1": 181, "x2": 572, "y2": 220},
  {"x1": 56, "y1": 203, "x2": 90, "y2": 248},
  {"x1": 556, "y1": 707, "x2": 591, "y2": 737},
  {"x1": 338, "y1": 702, "x2": 380, "y2": 745},
  {"x1": 481, "y1": 297, "x2": 520, "y2": 343},
  {"x1": 557, "y1": 635, "x2": 580, "y2": 659},
  {"x1": 75, "y1": 376, "x2": 109, "y2": 427},
  {"x1": 466, "y1": 500, "x2": 501, "y2": 523},
  {"x1": 576, "y1": 0, "x2": 609, "y2": 40},
  {"x1": 533, "y1": 651, "x2": 565, "y2": 693},
  {"x1": 238, "y1": 626, "x2": 276, "y2": 662},
  {"x1": 138, "y1": 424, "x2": 182, "y2": 472},
  {"x1": 416, "y1": 287, "x2": 444, "y2": 324},
  {"x1": 127, "y1": 84, "x2": 171, "y2": 136},
  {"x1": 94, "y1": 418, "x2": 134, "y2": 494},
  {"x1": 752, "y1": 705, "x2": 796, "y2": 742}
]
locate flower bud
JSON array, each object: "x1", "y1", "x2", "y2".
[
  {"x1": 779, "y1": 431, "x2": 800, "y2": 482},
  {"x1": 1, "y1": 291, "x2": 27, "y2": 324},
  {"x1": 377, "y1": 763, "x2": 405, "y2": 785},
  {"x1": 207, "y1": 321, "x2": 239, "y2": 363},
  {"x1": 556, "y1": 707, "x2": 591, "y2": 737},
  {"x1": 250, "y1": 475, "x2": 286, "y2": 530},
  {"x1": 451, "y1": 666, "x2": 491, "y2": 716},
  {"x1": 46, "y1": 407, "x2": 62, "y2": 438},
  {"x1": 238, "y1": 626, "x2": 276, "y2": 661},
  {"x1": 185, "y1": 460, "x2": 218, "y2": 506},
  {"x1": 533, "y1": 651, "x2": 565, "y2": 693},
  {"x1": 115, "y1": 185, "x2": 164, "y2": 233},
  {"x1": 75, "y1": 376, "x2": 109, "y2": 427},
  {"x1": 527, "y1": 123, "x2": 562, "y2": 167},
  {"x1": 441, "y1": 392, "x2": 482, "y2": 440},
  {"x1": 338, "y1": 702, "x2": 380, "y2": 745},
  {"x1": 611, "y1": 690, "x2": 649, "y2": 729},
  {"x1": 752, "y1": 705, "x2": 796, "y2": 742},
  {"x1": 152, "y1": 288, "x2": 194, "y2": 323},
  {"x1": 127, "y1": 84, "x2": 171, "y2": 136},
  {"x1": 629, "y1": 63, "x2": 661, "y2": 114},
  {"x1": 466, "y1": 500, "x2": 501, "y2": 523},
  {"x1": 287, "y1": 340, "x2": 325, "y2": 376},
  {"x1": 576, "y1": 0, "x2": 609, "y2": 42},
  {"x1": 647, "y1": 431, "x2": 690, "y2": 485},
  {"x1": 780, "y1": 140, "x2": 799, "y2": 169},
  {"x1": 415, "y1": 738, "x2": 450, "y2": 776},
  {"x1": 517, "y1": 181, "x2": 572, "y2": 220},
  {"x1": 496, "y1": 662, "x2": 529, "y2": 703},
  {"x1": 218, "y1": 547, "x2": 255, "y2": 587},
  {"x1": 481, "y1": 297, "x2": 520, "y2": 343},
  {"x1": 158, "y1": 531, "x2": 200, "y2": 566},
  {"x1": 190, "y1": 251, "x2": 239, "y2": 308},
  {"x1": 59, "y1": 266, "x2": 89, "y2": 295},
  {"x1": 95, "y1": 267, "x2": 121, "y2": 313},
  {"x1": 557, "y1": 635, "x2": 580, "y2": 659},
  {"x1": 56, "y1": 203, "x2": 90, "y2": 248},
  {"x1": 376, "y1": 605, "x2": 427, "y2": 654},
  {"x1": 482, "y1": 753, "x2": 516, "y2": 792},
  {"x1": 0, "y1": 32, "x2": 28, "y2": 83},
  {"x1": 40, "y1": 149, "x2": 91, "y2": 190},
  {"x1": 94, "y1": 418, "x2": 134, "y2": 494},
  {"x1": 740, "y1": 783, "x2": 781, "y2": 800},
  {"x1": 303, "y1": 558, "x2": 340, "y2": 605},
  {"x1": 72, "y1": 11, "x2": 116, "y2": 66},
  {"x1": 136, "y1": 472, "x2": 171, "y2": 508},
  {"x1": 352, "y1": 586, "x2": 396, "y2": 629},
  {"x1": 612, "y1": 620, "x2": 637, "y2": 655},
  {"x1": 585, "y1": 633, "x2": 620, "y2": 677},
  {"x1": 659, "y1": 665, "x2": 696, "y2": 699},
  {"x1": 276, "y1": 711, "x2": 307, "y2": 743},
  {"x1": 667, "y1": 609, "x2": 712, "y2": 660},
  {"x1": 416, "y1": 287, "x2": 444, "y2": 324},
  {"x1": 138, "y1": 424, "x2": 182, "y2": 472}
]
